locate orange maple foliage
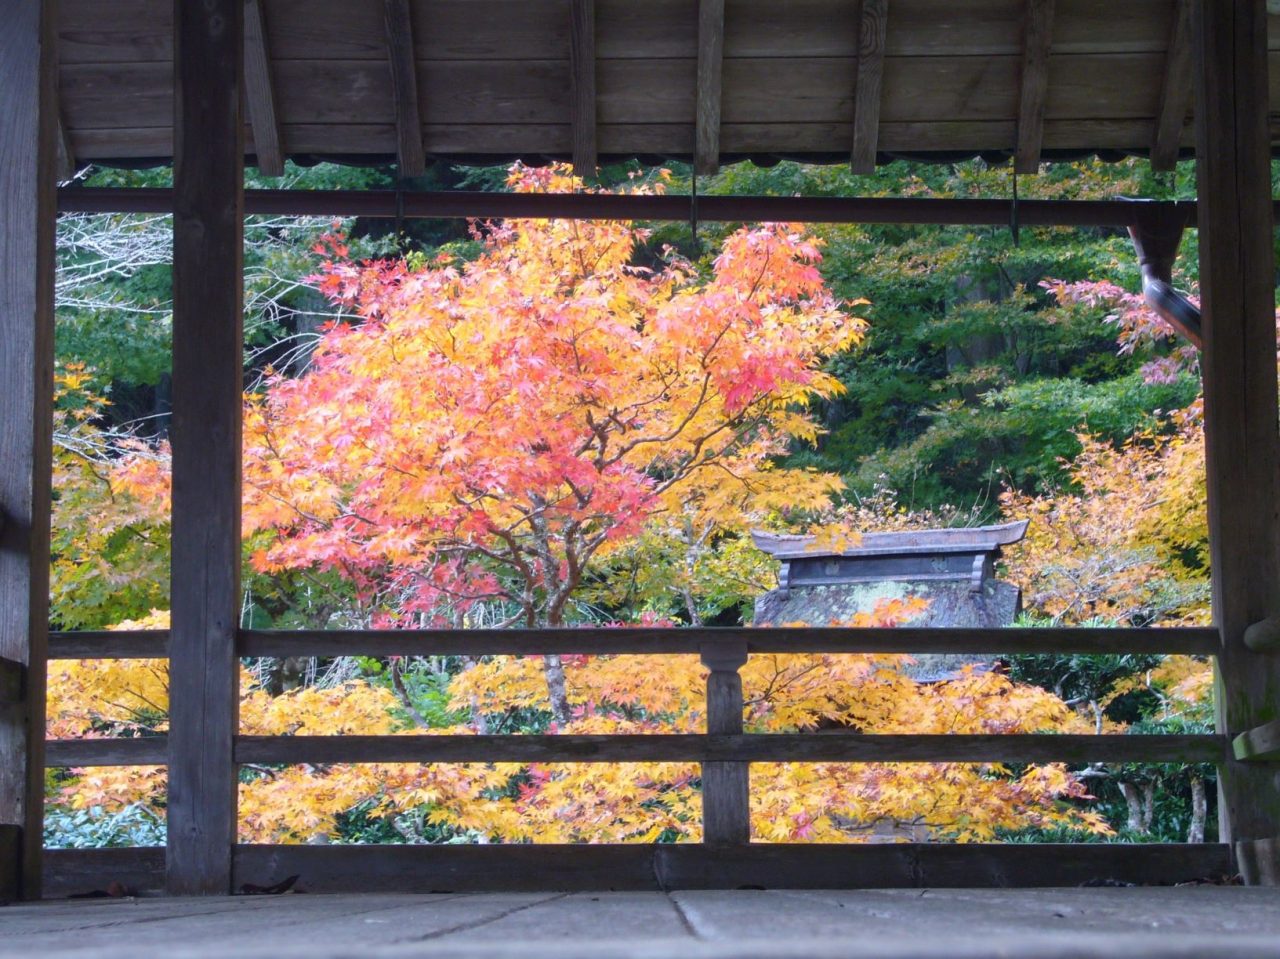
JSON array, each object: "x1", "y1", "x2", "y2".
[
  {"x1": 436, "y1": 598, "x2": 1106, "y2": 843},
  {"x1": 60, "y1": 168, "x2": 1107, "y2": 845},
  {"x1": 237, "y1": 165, "x2": 861, "y2": 630},
  {"x1": 113, "y1": 165, "x2": 864, "y2": 721}
]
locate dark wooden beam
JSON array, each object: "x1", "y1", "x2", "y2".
[
  {"x1": 55, "y1": 112, "x2": 75, "y2": 182},
  {"x1": 233, "y1": 843, "x2": 1234, "y2": 893},
  {"x1": 850, "y1": 0, "x2": 888, "y2": 174},
  {"x1": 569, "y1": 0, "x2": 596, "y2": 178},
  {"x1": 383, "y1": 0, "x2": 425, "y2": 178},
  {"x1": 244, "y1": 0, "x2": 284, "y2": 177},
  {"x1": 695, "y1": 0, "x2": 724, "y2": 176},
  {"x1": 1151, "y1": 0, "x2": 1193, "y2": 171},
  {"x1": 237, "y1": 625, "x2": 1219, "y2": 659},
  {"x1": 58, "y1": 187, "x2": 1210, "y2": 229},
  {"x1": 0, "y1": 0, "x2": 57, "y2": 902},
  {"x1": 49, "y1": 630, "x2": 168, "y2": 660},
  {"x1": 44, "y1": 842, "x2": 1236, "y2": 897},
  {"x1": 44, "y1": 846, "x2": 164, "y2": 899},
  {"x1": 1234, "y1": 718, "x2": 1280, "y2": 763},
  {"x1": 231, "y1": 733, "x2": 1226, "y2": 766},
  {"x1": 1193, "y1": 0, "x2": 1280, "y2": 887},
  {"x1": 44, "y1": 623, "x2": 1219, "y2": 661},
  {"x1": 1015, "y1": 0, "x2": 1055, "y2": 174},
  {"x1": 46, "y1": 737, "x2": 168, "y2": 767},
  {"x1": 51, "y1": 15, "x2": 75, "y2": 182},
  {"x1": 168, "y1": 0, "x2": 244, "y2": 897},
  {"x1": 42, "y1": 731, "x2": 1224, "y2": 768}
]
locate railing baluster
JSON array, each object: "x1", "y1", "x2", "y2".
[{"x1": 701, "y1": 642, "x2": 749, "y2": 844}]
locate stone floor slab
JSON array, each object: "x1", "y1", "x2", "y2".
[{"x1": 2, "y1": 888, "x2": 1278, "y2": 959}]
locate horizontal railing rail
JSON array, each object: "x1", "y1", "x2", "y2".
[
  {"x1": 46, "y1": 626, "x2": 1227, "y2": 775},
  {"x1": 44, "y1": 733, "x2": 1228, "y2": 769},
  {"x1": 48, "y1": 630, "x2": 167, "y2": 659},
  {"x1": 44, "y1": 843, "x2": 1239, "y2": 897},
  {"x1": 43, "y1": 624, "x2": 1237, "y2": 894},
  {"x1": 48, "y1": 625, "x2": 1223, "y2": 659},
  {"x1": 56, "y1": 189, "x2": 1213, "y2": 228}
]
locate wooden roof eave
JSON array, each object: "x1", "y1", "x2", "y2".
[{"x1": 52, "y1": 0, "x2": 1280, "y2": 172}]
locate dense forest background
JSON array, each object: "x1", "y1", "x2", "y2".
[{"x1": 48, "y1": 154, "x2": 1251, "y2": 850}]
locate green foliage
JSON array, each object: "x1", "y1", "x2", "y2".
[
  {"x1": 1005, "y1": 651, "x2": 1162, "y2": 718},
  {"x1": 845, "y1": 371, "x2": 1198, "y2": 504},
  {"x1": 333, "y1": 799, "x2": 481, "y2": 845},
  {"x1": 44, "y1": 803, "x2": 166, "y2": 849},
  {"x1": 669, "y1": 157, "x2": 1205, "y2": 510},
  {"x1": 391, "y1": 665, "x2": 470, "y2": 729}
]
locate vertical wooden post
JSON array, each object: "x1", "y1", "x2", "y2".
[
  {"x1": 700, "y1": 643, "x2": 749, "y2": 844},
  {"x1": 695, "y1": 0, "x2": 725, "y2": 177},
  {"x1": 167, "y1": 0, "x2": 244, "y2": 896},
  {"x1": 1192, "y1": 0, "x2": 1280, "y2": 884},
  {"x1": 0, "y1": 0, "x2": 57, "y2": 901},
  {"x1": 569, "y1": 0, "x2": 597, "y2": 178},
  {"x1": 850, "y1": 0, "x2": 888, "y2": 174}
]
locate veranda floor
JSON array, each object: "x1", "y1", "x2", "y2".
[{"x1": 3, "y1": 887, "x2": 1279, "y2": 958}]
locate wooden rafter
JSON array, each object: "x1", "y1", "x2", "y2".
[
  {"x1": 569, "y1": 0, "x2": 596, "y2": 177},
  {"x1": 52, "y1": 34, "x2": 75, "y2": 182},
  {"x1": 244, "y1": 0, "x2": 284, "y2": 177},
  {"x1": 55, "y1": 109, "x2": 76, "y2": 182},
  {"x1": 1150, "y1": 0, "x2": 1192, "y2": 172},
  {"x1": 1015, "y1": 0, "x2": 1055, "y2": 174},
  {"x1": 850, "y1": 0, "x2": 888, "y2": 174},
  {"x1": 383, "y1": 0, "x2": 425, "y2": 178},
  {"x1": 695, "y1": 0, "x2": 724, "y2": 176}
]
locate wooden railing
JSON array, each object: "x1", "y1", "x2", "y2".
[{"x1": 36, "y1": 625, "x2": 1254, "y2": 894}]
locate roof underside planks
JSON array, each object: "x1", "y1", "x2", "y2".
[{"x1": 55, "y1": 0, "x2": 1280, "y2": 171}]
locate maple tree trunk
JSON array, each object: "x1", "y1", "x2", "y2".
[
  {"x1": 461, "y1": 656, "x2": 490, "y2": 734},
  {"x1": 1119, "y1": 781, "x2": 1148, "y2": 834},
  {"x1": 681, "y1": 519, "x2": 703, "y2": 627},
  {"x1": 527, "y1": 508, "x2": 575, "y2": 726},
  {"x1": 1188, "y1": 775, "x2": 1207, "y2": 844},
  {"x1": 542, "y1": 654, "x2": 572, "y2": 726}
]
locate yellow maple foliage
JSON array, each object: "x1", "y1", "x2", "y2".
[
  {"x1": 1000, "y1": 411, "x2": 1209, "y2": 626},
  {"x1": 48, "y1": 600, "x2": 1107, "y2": 844}
]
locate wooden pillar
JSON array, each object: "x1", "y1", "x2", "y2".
[
  {"x1": 167, "y1": 0, "x2": 244, "y2": 896},
  {"x1": 1192, "y1": 0, "x2": 1280, "y2": 884},
  {"x1": 700, "y1": 643, "x2": 749, "y2": 844},
  {"x1": 0, "y1": 0, "x2": 57, "y2": 901}
]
